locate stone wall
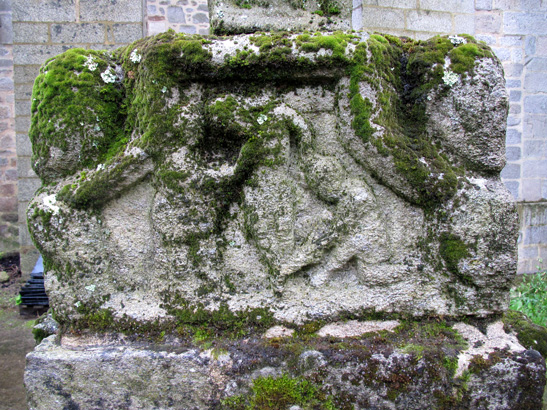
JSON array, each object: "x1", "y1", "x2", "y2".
[
  {"x1": 12, "y1": 0, "x2": 145, "y2": 273},
  {"x1": 146, "y1": 0, "x2": 210, "y2": 35},
  {"x1": 352, "y1": 0, "x2": 475, "y2": 39},
  {"x1": 0, "y1": 0, "x2": 17, "y2": 255}
]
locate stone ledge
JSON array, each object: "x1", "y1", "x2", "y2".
[{"x1": 25, "y1": 319, "x2": 546, "y2": 410}]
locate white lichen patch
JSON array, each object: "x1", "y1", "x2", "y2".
[
  {"x1": 452, "y1": 321, "x2": 525, "y2": 377},
  {"x1": 256, "y1": 114, "x2": 268, "y2": 125},
  {"x1": 43, "y1": 194, "x2": 60, "y2": 215},
  {"x1": 263, "y1": 326, "x2": 295, "y2": 339},
  {"x1": 449, "y1": 35, "x2": 466, "y2": 45},
  {"x1": 83, "y1": 55, "x2": 98, "y2": 72},
  {"x1": 206, "y1": 35, "x2": 259, "y2": 64},
  {"x1": 443, "y1": 69, "x2": 459, "y2": 87},
  {"x1": 100, "y1": 67, "x2": 116, "y2": 83},
  {"x1": 200, "y1": 349, "x2": 232, "y2": 366},
  {"x1": 317, "y1": 48, "x2": 333, "y2": 57},
  {"x1": 130, "y1": 49, "x2": 142, "y2": 63},
  {"x1": 84, "y1": 284, "x2": 96, "y2": 292},
  {"x1": 317, "y1": 320, "x2": 400, "y2": 338}
]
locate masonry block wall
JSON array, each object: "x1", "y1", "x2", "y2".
[
  {"x1": 0, "y1": 0, "x2": 17, "y2": 255},
  {"x1": 352, "y1": 0, "x2": 475, "y2": 39},
  {"x1": 146, "y1": 0, "x2": 209, "y2": 35}
]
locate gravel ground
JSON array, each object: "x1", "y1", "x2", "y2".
[{"x1": 0, "y1": 279, "x2": 37, "y2": 410}]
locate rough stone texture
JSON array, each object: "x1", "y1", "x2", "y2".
[
  {"x1": 26, "y1": 32, "x2": 517, "y2": 327},
  {"x1": 209, "y1": 0, "x2": 352, "y2": 34},
  {"x1": 452, "y1": 320, "x2": 527, "y2": 376},
  {"x1": 317, "y1": 320, "x2": 400, "y2": 337},
  {"x1": 25, "y1": 318, "x2": 546, "y2": 410},
  {"x1": 426, "y1": 59, "x2": 508, "y2": 171},
  {"x1": 262, "y1": 325, "x2": 294, "y2": 338}
]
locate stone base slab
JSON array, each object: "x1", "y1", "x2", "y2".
[{"x1": 25, "y1": 320, "x2": 546, "y2": 410}]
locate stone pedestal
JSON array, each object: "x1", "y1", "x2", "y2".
[
  {"x1": 26, "y1": 319, "x2": 546, "y2": 410},
  {"x1": 23, "y1": 31, "x2": 546, "y2": 409}
]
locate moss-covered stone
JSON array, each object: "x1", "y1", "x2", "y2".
[
  {"x1": 30, "y1": 49, "x2": 127, "y2": 182},
  {"x1": 26, "y1": 31, "x2": 514, "y2": 328},
  {"x1": 503, "y1": 310, "x2": 547, "y2": 358},
  {"x1": 439, "y1": 233, "x2": 471, "y2": 278},
  {"x1": 30, "y1": 32, "x2": 491, "y2": 210}
]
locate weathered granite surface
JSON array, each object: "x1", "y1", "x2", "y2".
[
  {"x1": 27, "y1": 32, "x2": 517, "y2": 328},
  {"x1": 25, "y1": 318, "x2": 546, "y2": 410}
]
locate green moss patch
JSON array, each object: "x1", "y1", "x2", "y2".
[
  {"x1": 503, "y1": 310, "x2": 547, "y2": 358},
  {"x1": 30, "y1": 48, "x2": 127, "y2": 181},
  {"x1": 439, "y1": 233, "x2": 471, "y2": 278},
  {"x1": 346, "y1": 34, "x2": 486, "y2": 209},
  {"x1": 222, "y1": 374, "x2": 336, "y2": 410}
]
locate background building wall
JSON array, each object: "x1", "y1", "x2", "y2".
[
  {"x1": 0, "y1": 0, "x2": 18, "y2": 256},
  {"x1": 352, "y1": 0, "x2": 475, "y2": 39},
  {"x1": 146, "y1": 0, "x2": 209, "y2": 35},
  {"x1": 2, "y1": 0, "x2": 545, "y2": 275},
  {"x1": 474, "y1": 0, "x2": 547, "y2": 273}
]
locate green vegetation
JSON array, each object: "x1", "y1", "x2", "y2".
[
  {"x1": 346, "y1": 34, "x2": 469, "y2": 209},
  {"x1": 509, "y1": 265, "x2": 547, "y2": 328},
  {"x1": 295, "y1": 32, "x2": 351, "y2": 60},
  {"x1": 314, "y1": 0, "x2": 341, "y2": 16},
  {"x1": 221, "y1": 374, "x2": 337, "y2": 410},
  {"x1": 56, "y1": 154, "x2": 143, "y2": 209},
  {"x1": 234, "y1": 0, "x2": 269, "y2": 9},
  {"x1": 449, "y1": 41, "x2": 493, "y2": 74},
  {"x1": 164, "y1": 298, "x2": 275, "y2": 340},
  {"x1": 506, "y1": 263, "x2": 547, "y2": 358},
  {"x1": 63, "y1": 295, "x2": 277, "y2": 342}
]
